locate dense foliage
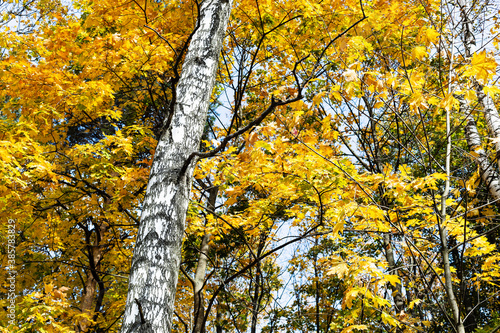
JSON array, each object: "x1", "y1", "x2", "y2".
[{"x1": 1, "y1": 0, "x2": 500, "y2": 332}]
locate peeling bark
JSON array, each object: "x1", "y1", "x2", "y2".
[
  {"x1": 456, "y1": 0, "x2": 500, "y2": 202},
  {"x1": 120, "y1": 1, "x2": 233, "y2": 332}
]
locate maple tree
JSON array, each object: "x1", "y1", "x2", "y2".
[{"x1": 2, "y1": 0, "x2": 500, "y2": 332}]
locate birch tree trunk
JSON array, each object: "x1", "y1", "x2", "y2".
[
  {"x1": 442, "y1": 1, "x2": 497, "y2": 332},
  {"x1": 476, "y1": 88, "x2": 500, "y2": 170},
  {"x1": 461, "y1": 97, "x2": 500, "y2": 201},
  {"x1": 120, "y1": 1, "x2": 233, "y2": 332},
  {"x1": 458, "y1": 0, "x2": 500, "y2": 201}
]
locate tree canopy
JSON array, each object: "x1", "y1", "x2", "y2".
[{"x1": 2, "y1": 0, "x2": 500, "y2": 332}]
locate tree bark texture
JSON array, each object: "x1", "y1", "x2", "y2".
[
  {"x1": 476, "y1": 87, "x2": 500, "y2": 171},
  {"x1": 462, "y1": 98, "x2": 500, "y2": 201},
  {"x1": 457, "y1": 0, "x2": 500, "y2": 203},
  {"x1": 192, "y1": 186, "x2": 218, "y2": 333},
  {"x1": 79, "y1": 231, "x2": 103, "y2": 332},
  {"x1": 447, "y1": 1, "x2": 478, "y2": 332},
  {"x1": 79, "y1": 218, "x2": 107, "y2": 332},
  {"x1": 120, "y1": 1, "x2": 233, "y2": 332}
]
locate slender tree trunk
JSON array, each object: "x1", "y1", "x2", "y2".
[
  {"x1": 120, "y1": 1, "x2": 233, "y2": 332},
  {"x1": 439, "y1": 223, "x2": 465, "y2": 333},
  {"x1": 215, "y1": 304, "x2": 223, "y2": 333},
  {"x1": 313, "y1": 238, "x2": 320, "y2": 333},
  {"x1": 250, "y1": 233, "x2": 266, "y2": 333},
  {"x1": 250, "y1": 260, "x2": 262, "y2": 333},
  {"x1": 441, "y1": 33, "x2": 465, "y2": 330},
  {"x1": 439, "y1": 20, "x2": 466, "y2": 333},
  {"x1": 192, "y1": 233, "x2": 211, "y2": 333},
  {"x1": 439, "y1": 1, "x2": 476, "y2": 332},
  {"x1": 192, "y1": 186, "x2": 218, "y2": 333},
  {"x1": 383, "y1": 234, "x2": 404, "y2": 313}
]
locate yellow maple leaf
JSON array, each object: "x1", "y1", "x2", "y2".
[
  {"x1": 45, "y1": 283, "x2": 54, "y2": 294},
  {"x1": 329, "y1": 89, "x2": 342, "y2": 102},
  {"x1": 409, "y1": 92, "x2": 427, "y2": 111},
  {"x1": 440, "y1": 94, "x2": 459, "y2": 111},
  {"x1": 464, "y1": 89, "x2": 477, "y2": 102},
  {"x1": 312, "y1": 91, "x2": 327, "y2": 106},
  {"x1": 424, "y1": 28, "x2": 440, "y2": 43},
  {"x1": 483, "y1": 85, "x2": 500, "y2": 97},
  {"x1": 344, "y1": 288, "x2": 361, "y2": 308},
  {"x1": 464, "y1": 50, "x2": 498, "y2": 83},
  {"x1": 384, "y1": 274, "x2": 401, "y2": 287},
  {"x1": 408, "y1": 298, "x2": 422, "y2": 310},
  {"x1": 381, "y1": 311, "x2": 399, "y2": 326},
  {"x1": 327, "y1": 258, "x2": 349, "y2": 278},
  {"x1": 332, "y1": 221, "x2": 344, "y2": 235},
  {"x1": 412, "y1": 46, "x2": 427, "y2": 60}
]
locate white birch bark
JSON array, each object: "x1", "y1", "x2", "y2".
[
  {"x1": 120, "y1": 1, "x2": 233, "y2": 332},
  {"x1": 476, "y1": 88, "x2": 500, "y2": 171},
  {"x1": 457, "y1": 0, "x2": 500, "y2": 201},
  {"x1": 461, "y1": 96, "x2": 500, "y2": 201},
  {"x1": 441, "y1": 1, "x2": 500, "y2": 332},
  {"x1": 442, "y1": 55, "x2": 465, "y2": 333},
  {"x1": 439, "y1": 2, "x2": 469, "y2": 332}
]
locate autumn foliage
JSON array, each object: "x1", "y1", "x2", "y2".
[{"x1": 2, "y1": 0, "x2": 500, "y2": 332}]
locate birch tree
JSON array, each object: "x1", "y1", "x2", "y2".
[
  {"x1": 120, "y1": 1, "x2": 234, "y2": 332},
  {"x1": 5, "y1": 0, "x2": 500, "y2": 331}
]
